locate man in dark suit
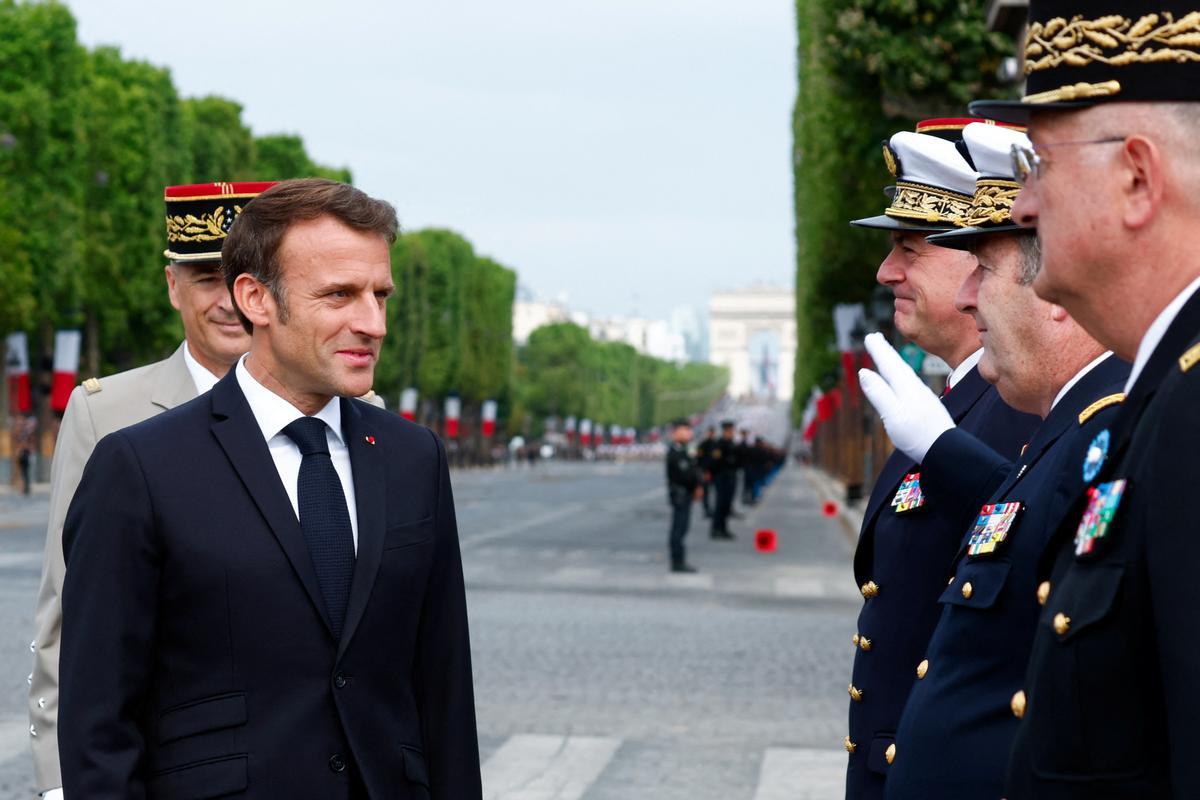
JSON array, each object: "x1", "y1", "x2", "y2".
[
  {"x1": 58, "y1": 178, "x2": 481, "y2": 799},
  {"x1": 862, "y1": 121, "x2": 1129, "y2": 799},
  {"x1": 843, "y1": 123, "x2": 1039, "y2": 799},
  {"x1": 967, "y1": 1, "x2": 1200, "y2": 795}
]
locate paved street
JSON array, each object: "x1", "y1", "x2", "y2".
[{"x1": 0, "y1": 457, "x2": 858, "y2": 798}]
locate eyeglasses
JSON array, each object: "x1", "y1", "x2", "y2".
[{"x1": 1010, "y1": 137, "x2": 1126, "y2": 185}]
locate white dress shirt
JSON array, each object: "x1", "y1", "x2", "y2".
[
  {"x1": 235, "y1": 356, "x2": 359, "y2": 551},
  {"x1": 182, "y1": 341, "x2": 221, "y2": 394},
  {"x1": 947, "y1": 348, "x2": 984, "y2": 391},
  {"x1": 1052, "y1": 351, "x2": 1114, "y2": 412},
  {"x1": 1125, "y1": 274, "x2": 1200, "y2": 393}
]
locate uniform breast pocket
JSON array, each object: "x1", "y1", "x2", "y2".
[
  {"x1": 939, "y1": 560, "x2": 1011, "y2": 610},
  {"x1": 1031, "y1": 563, "x2": 1143, "y2": 780},
  {"x1": 384, "y1": 517, "x2": 434, "y2": 551}
]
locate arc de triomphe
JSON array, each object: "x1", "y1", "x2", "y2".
[{"x1": 708, "y1": 286, "x2": 796, "y2": 402}]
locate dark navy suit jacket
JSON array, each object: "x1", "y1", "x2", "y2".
[
  {"x1": 885, "y1": 354, "x2": 1129, "y2": 800},
  {"x1": 1008, "y1": 289, "x2": 1200, "y2": 799},
  {"x1": 846, "y1": 365, "x2": 1039, "y2": 800},
  {"x1": 58, "y1": 370, "x2": 482, "y2": 800}
]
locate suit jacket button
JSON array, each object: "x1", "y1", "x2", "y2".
[
  {"x1": 1037, "y1": 581, "x2": 1051, "y2": 605},
  {"x1": 1053, "y1": 612, "x2": 1070, "y2": 635},
  {"x1": 916, "y1": 659, "x2": 928, "y2": 679},
  {"x1": 961, "y1": 581, "x2": 973, "y2": 599},
  {"x1": 334, "y1": 674, "x2": 347, "y2": 689},
  {"x1": 1011, "y1": 690, "x2": 1027, "y2": 718},
  {"x1": 329, "y1": 754, "x2": 347, "y2": 773},
  {"x1": 885, "y1": 743, "x2": 896, "y2": 765}
]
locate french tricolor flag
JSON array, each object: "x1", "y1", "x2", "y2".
[
  {"x1": 5, "y1": 332, "x2": 31, "y2": 414},
  {"x1": 51, "y1": 331, "x2": 81, "y2": 412}
]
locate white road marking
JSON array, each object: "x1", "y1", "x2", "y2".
[
  {"x1": 752, "y1": 747, "x2": 846, "y2": 800},
  {"x1": 461, "y1": 488, "x2": 661, "y2": 549},
  {"x1": 482, "y1": 734, "x2": 621, "y2": 800}
]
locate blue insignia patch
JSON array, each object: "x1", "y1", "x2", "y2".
[{"x1": 1082, "y1": 429, "x2": 1109, "y2": 483}]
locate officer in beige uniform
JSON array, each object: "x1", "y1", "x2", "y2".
[{"x1": 27, "y1": 181, "x2": 277, "y2": 799}]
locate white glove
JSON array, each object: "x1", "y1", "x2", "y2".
[
  {"x1": 42, "y1": 789, "x2": 64, "y2": 800},
  {"x1": 858, "y1": 332, "x2": 955, "y2": 463}
]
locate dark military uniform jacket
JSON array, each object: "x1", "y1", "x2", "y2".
[
  {"x1": 708, "y1": 438, "x2": 739, "y2": 475},
  {"x1": 666, "y1": 443, "x2": 700, "y2": 506},
  {"x1": 1006, "y1": 288, "x2": 1200, "y2": 799},
  {"x1": 697, "y1": 437, "x2": 718, "y2": 473},
  {"x1": 846, "y1": 366, "x2": 1038, "y2": 800},
  {"x1": 885, "y1": 355, "x2": 1129, "y2": 800}
]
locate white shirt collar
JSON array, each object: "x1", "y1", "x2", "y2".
[
  {"x1": 1052, "y1": 352, "x2": 1112, "y2": 412},
  {"x1": 1125, "y1": 274, "x2": 1200, "y2": 394},
  {"x1": 234, "y1": 355, "x2": 343, "y2": 445},
  {"x1": 947, "y1": 348, "x2": 984, "y2": 390},
  {"x1": 182, "y1": 341, "x2": 222, "y2": 395}
]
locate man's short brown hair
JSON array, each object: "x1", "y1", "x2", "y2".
[{"x1": 222, "y1": 178, "x2": 399, "y2": 333}]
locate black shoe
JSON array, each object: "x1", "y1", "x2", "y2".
[{"x1": 670, "y1": 562, "x2": 698, "y2": 573}]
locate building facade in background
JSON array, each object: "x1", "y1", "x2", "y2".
[{"x1": 708, "y1": 286, "x2": 795, "y2": 401}]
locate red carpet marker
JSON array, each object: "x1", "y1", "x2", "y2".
[
  {"x1": 755, "y1": 529, "x2": 777, "y2": 553},
  {"x1": 822, "y1": 501, "x2": 838, "y2": 518}
]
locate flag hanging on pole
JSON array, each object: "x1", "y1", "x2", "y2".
[
  {"x1": 5, "y1": 332, "x2": 31, "y2": 414},
  {"x1": 481, "y1": 399, "x2": 498, "y2": 438},
  {"x1": 565, "y1": 416, "x2": 577, "y2": 444},
  {"x1": 580, "y1": 418, "x2": 593, "y2": 447},
  {"x1": 400, "y1": 388, "x2": 418, "y2": 421},
  {"x1": 51, "y1": 330, "x2": 82, "y2": 412},
  {"x1": 444, "y1": 396, "x2": 461, "y2": 438}
]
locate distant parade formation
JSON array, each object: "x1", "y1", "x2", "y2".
[{"x1": 7, "y1": 0, "x2": 1200, "y2": 797}]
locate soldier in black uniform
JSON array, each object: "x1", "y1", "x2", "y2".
[
  {"x1": 843, "y1": 124, "x2": 1039, "y2": 800},
  {"x1": 966, "y1": 1, "x2": 1200, "y2": 795},
  {"x1": 863, "y1": 120, "x2": 1130, "y2": 799},
  {"x1": 709, "y1": 420, "x2": 739, "y2": 540},
  {"x1": 665, "y1": 419, "x2": 701, "y2": 573},
  {"x1": 696, "y1": 426, "x2": 717, "y2": 518}
]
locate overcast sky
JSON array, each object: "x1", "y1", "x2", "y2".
[{"x1": 71, "y1": 1, "x2": 797, "y2": 322}]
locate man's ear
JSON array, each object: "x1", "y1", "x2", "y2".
[
  {"x1": 233, "y1": 273, "x2": 272, "y2": 329},
  {"x1": 165, "y1": 265, "x2": 182, "y2": 312},
  {"x1": 1120, "y1": 135, "x2": 1166, "y2": 230}
]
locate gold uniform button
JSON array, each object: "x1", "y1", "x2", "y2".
[
  {"x1": 961, "y1": 581, "x2": 973, "y2": 599},
  {"x1": 858, "y1": 635, "x2": 872, "y2": 652},
  {"x1": 1037, "y1": 581, "x2": 1051, "y2": 606},
  {"x1": 1011, "y1": 690, "x2": 1027, "y2": 719},
  {"x1": 851, "y1": 633, "x2": 859, "y2": 647},
  {"x1": 848, "y1": 683, "x2": 864, "y2": 702},
  {"x1": 844, "y1": 735, "x2": 856, "y2": 754},
  {"x1": 885, "y1": 743, "x2": 896, "y2": 765},
  {"x1": 916, "y1": 659, "x2": 929, "y2": 679},
  {"x1": 1053, "y1": 612, "x2": 1071, "y2": 635},
  {"x1": 860, "y1": 581, "x2": 880, "y2": 599}
]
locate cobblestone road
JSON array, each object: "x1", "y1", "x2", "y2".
[{"x1": 0, "y1": 456, "x2": 858, "y2": 799}]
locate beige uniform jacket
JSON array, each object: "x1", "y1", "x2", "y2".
[{"x1": 28, "y1": 344, "x2": 196, "y2": 792}]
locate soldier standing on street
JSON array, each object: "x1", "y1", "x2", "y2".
[
  {"x1": 967, "y1": 1, "x2": 1200, "y2": 795},
  {"x1": 25, "y1": 181, "x2": 276, "y2": 800},
  {"x1": 859, "y1": 121, "x2": 1130, "y2": 799},
  {"x1": 697, "y1": 426, "x2": 717, "y2": 518},
  {"x1": 842, "y1": 124, "x2": 1039, "y2": 800},
  {"x1": 665, "y1": 419, "x2": 701, "y2": 573},
  {"x1": 709, "y1": 420, "x2": 739, "y2": 540}
]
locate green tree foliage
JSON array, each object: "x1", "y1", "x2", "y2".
[
  {"x1": 255, "y1": 133, "x2": 352, "y2": 183},
  {"x1": 792, "y1": 0, "x2": 1015, "y2": 419},
  {"x1": 515, "y1": 323, "x2": 727, "y2": 434},
  {"x1": 180, "y1": 96, "x2": 255, "y2": 183}
]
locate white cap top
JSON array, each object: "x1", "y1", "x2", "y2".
[
  {"x1": 961, "y1": 123, "x2": 1032, "y2": 181},
  {"x1": 889, "y1": 131, "x2": 978, "y2": 196}
]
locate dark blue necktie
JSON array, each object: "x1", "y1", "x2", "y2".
[{"x1": 282, "y1": 416, "x2": 355, "y2": 639}]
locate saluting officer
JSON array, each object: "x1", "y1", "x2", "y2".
[
  {"x1": 665, "y1": 418, "x2": 702, "y2": 573},
  {"x1": 967, "y1": 1, "x2": 1200, "y2": 795},
  {"x1": 859, "y1": 121, "x2": 1129, "y2": 799},
  {"x1": 708, "y1": 420, "x2": 739, "y2": 540},
  {"x1": 842, "y1": 123, "x2": 1039, "y2": 800},
  {"x1": 26, "y1": 181, "x2": 276, "y2": 800}
]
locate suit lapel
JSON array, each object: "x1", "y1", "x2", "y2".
[
  {"x1": 151, "y1": 343, "x2": 199, "y2": 411},
  {"x1": 208, "y1": 371, "x2": 335, "y2": 638},
  {"x1": 943, "y1": 366, "x2": 990, "y2": 423},
  {"x1": 337, "y1": 399, "x2": 386, "y2": 658}
]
